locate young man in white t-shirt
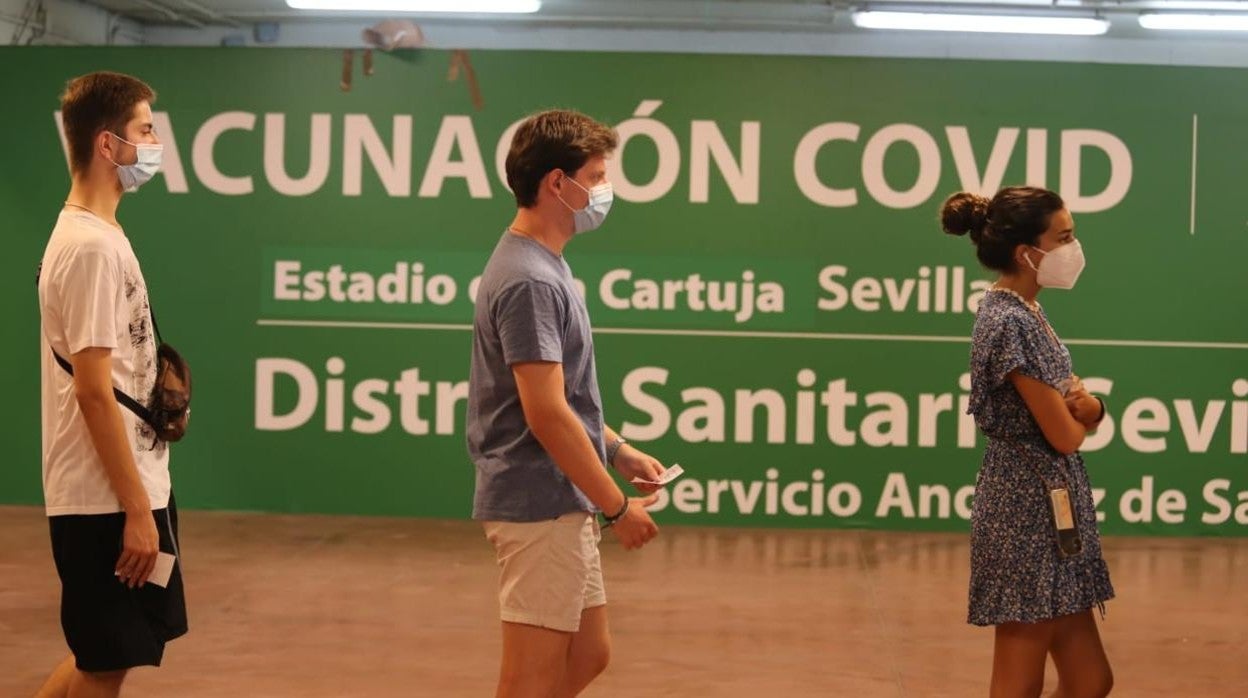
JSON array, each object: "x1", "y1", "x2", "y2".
[{"x1": 34, "y1": 71, "x2": 186, "y2": 698}]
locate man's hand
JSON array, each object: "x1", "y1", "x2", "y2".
[
  {"x1": 613, "y1": 445, "x2": 667, "y2": 494},
  {"x1": 609, "y1": 493, "x2": 660, "y2": 551},
  {"x1": 116, "y1": 511, "x2": 159, "y2": 589}
]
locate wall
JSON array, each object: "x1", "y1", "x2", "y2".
[{"x1": 2, "y1": 47, "x2": 1245, "y2": 535}]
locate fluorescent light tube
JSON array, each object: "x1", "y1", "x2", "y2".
[
  {"x1": 1141, "y1": 2, "x2": 1248, "y2": 10},
  {"x1": 851, "y1": 11, "x2": 1110, "y2": 35},
  {"x1": 1139, "y1": 13, "x2": 1248, "y2": 30},
  {"x1": 286, "y1": 0, "x2": 542, "y2": 13}
]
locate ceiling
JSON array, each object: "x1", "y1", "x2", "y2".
[{"x1": 71, "y1": 0, "x2": 1248, "y2": 30}]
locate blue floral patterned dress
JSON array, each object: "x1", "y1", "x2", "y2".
[{"x1": 966, "y1": 289, "x2": 1114, "y2": 626}]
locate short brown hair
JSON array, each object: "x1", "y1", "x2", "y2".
[
  {"x1": 60, "y1": 71, "x2": 156, "y2": 174},
  {"x1": 505, "y1": 110, "x2": 618, "y2": 208}
]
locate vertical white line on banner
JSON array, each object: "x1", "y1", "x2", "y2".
[{"x1": 1190, "y1": 113, "x2": 1198, "y2": 236}]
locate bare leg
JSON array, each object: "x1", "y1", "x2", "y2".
[
  {"x1": 991, "y1": 619, "x2": 1057, "y2": 698},
  {"x1": 497, "y1": 621, "x2": 573, "y2": 698},
  {"x1": 1048, "y1": 610, "x2": 1113, "y2": 698},
  {"x1": 33, "y1": 656, "x2": 75, "y2": 698},
  {"x1": 66, "y1": 669, "x2": 126, "y2": 698},
  {"x1": 556, "y1": 605, "x2": 610, "y2": 698}
]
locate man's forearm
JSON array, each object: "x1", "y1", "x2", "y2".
[
  {"x1": 76, "y1": 390, "x2": 149, "y2": 514},
  {"x1": 530, "y1": 405, "x2": 625, "y2": 513}
]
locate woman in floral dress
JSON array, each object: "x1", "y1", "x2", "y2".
[{"x1": 941, "y1": 186, "x2": 1114, "y2": 697}]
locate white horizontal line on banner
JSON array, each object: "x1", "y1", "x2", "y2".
[
  {"x1": 258, "y1": 319, "x2": 473, "y2": 331},
  {"x1": 255, "y1": 319, "x2": 1248, "y2": 350}
]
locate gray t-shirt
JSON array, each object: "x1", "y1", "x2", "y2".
[{"x1": 467, "y1": 232, "x2": 606, "y2": 522}]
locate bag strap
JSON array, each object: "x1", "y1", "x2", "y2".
[
  {"x1": 50, "y1": 349, "x2": 155, "y2": 425},
  {"x1": 150, "y1": 307, "x2": 163, "y2": 345},
  {"x1": 39, "y1": 262, "x2": 158, "y2": 426}
]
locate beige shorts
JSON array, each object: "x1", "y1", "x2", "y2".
[{"x1": 483, "y1": 511, "x2": 606, "y2": 633}]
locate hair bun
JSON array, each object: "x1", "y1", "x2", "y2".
[{"x1": 939, "y1": 192, "x2": 990, "y2": 241}]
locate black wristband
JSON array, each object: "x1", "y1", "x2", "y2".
[
  {"x1": 1094, "y1": 397, "x2": 1106, "y2": 423},
  {"x1": 606, "y1": 437, "x2": 627, "y2": 467},
  {"x1": 601, "y1": 497, "x2": 629, "y2": 528}
]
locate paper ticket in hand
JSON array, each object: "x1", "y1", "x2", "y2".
[
  {"x1": 115, "y1": 551, "x2": 176, "y2": 588},
  {"x1": 631, "y1": 464, "x2": 684, "y2": 486}
]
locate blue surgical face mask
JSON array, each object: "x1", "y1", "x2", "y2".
[
  {"x1": 108, "y1": 133, "x2": 163, "y2": 193},
  {"x1": 558, "y1": 175, "x2": 613, "y2": 235}
]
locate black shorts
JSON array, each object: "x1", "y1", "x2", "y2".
[{"x1": 49, "y1": 494, "x2": 188, "y2": 672}]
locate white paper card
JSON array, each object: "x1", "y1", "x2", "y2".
[
  {"x1": 116, "y1": 551, "x2": 176, "y2": 588},
  {"x1": 630, "y1": 463, "x2": 685, "y2": 486},
  {"x1": 147, "y1": 552, "x2": 176, "y2": 588}
]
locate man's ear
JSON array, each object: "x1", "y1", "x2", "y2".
[
  {"x1": 543, "y1": 169, "x2": 566, "y2": 198},
  {"x1": 96, "y1": 130, "x2": 115, "y2": 164}
]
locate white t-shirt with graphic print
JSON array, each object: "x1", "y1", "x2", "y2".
[{"x1": 38, "y1": 209, "x2": 170, "y2": 516}]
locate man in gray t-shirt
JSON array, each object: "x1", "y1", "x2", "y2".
[
  {"x1": 467, "y1": 109, "x2": 666, "y2": 698},
  {"x1": 468, "y1": 231, "x2": 604, "y2": 521}
]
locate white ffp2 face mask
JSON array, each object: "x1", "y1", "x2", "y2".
[
  {"x1": 1025, "y1": 239, "x2": 1086, "y2": 290},
  {"x1": 108, "y1": 133, "x2": 163, "y2": 193},
  {"x1": 558, "y1": 176, "x2": 613, "y2": 235}
]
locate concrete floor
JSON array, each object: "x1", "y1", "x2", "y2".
[{"x1": 1, "y1": 506, "x2": 1245, "y2": 697}]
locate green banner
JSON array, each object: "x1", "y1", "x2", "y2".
[{"x1": 2, "y1": 47, "x2": 1245, "y2": 535}]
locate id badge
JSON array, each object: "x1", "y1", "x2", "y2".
[{"x1": 1049, "y1": 488, "x2": 1083, "y2": 558}]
